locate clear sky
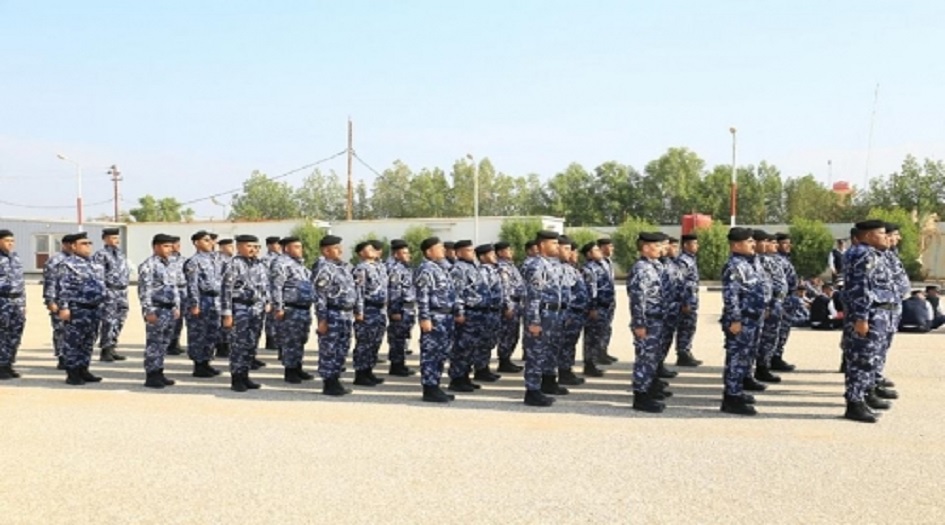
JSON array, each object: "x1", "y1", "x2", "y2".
[{"x1": 1, "y1": 0, "x2": 943, "y2": 220}]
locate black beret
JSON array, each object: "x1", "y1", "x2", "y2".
[
  {"x1": 752, "y1": 229, "x2": 769, "y2": 242},
  {"x1": 682, "y1": 234, "x2": 698, "y2": 242},
  {"x1": 0, "y1": 229, "x2": 13, "y2": 239},
  {"x1": 494, "y1": 241, "x2": 510, "y2": 251},
  {"x1": 638, "y1": 232, "x2": 663, "y2": 243},
  {"x1": 191, "y1": 230, "x2": 211, "y2": 242},
  {"x1": 849, "y1": 227, "x2": 858, "y2": 237},
  {"x1": 320, "y1": 235, "x2": 342, "y2": 247},
  {"x1": 443, "y1": 241, "x2": 455, "y2": 250},
  {"x1": 209, "y1": 232, "x2": 219, "y2": 240},
  {"x1": 369, "y1": 239, "x2": 384, "y2": 251},
  {"x1": 536, "y1": 230, "x2": 558, "y2": 241},
  {"x1": 102, "y1": 227, "x2": 120, "y2": 237},
  {"x1": 854, "y1": 220, "x2": 885, "y2": 232},
  {"x1": 152, "y1": 233, "x2": 175, "y2": 245},
  {"x1": 420, "y1": 237, "x2": 441, "y2": 252},
  {"x1": 218, "y1": 238, "x2": 234, "y2": 246},
  {"x1": 524, "y1": 240, "x2": 538, "y2": 250},
  {"x1": 597, "y1": 238, "x2": 613, "y2": 246},
  {"x1": 885, "y1": 222, "x2": 899, "y2": 233},
  {"x1": 668, "y1": 237, "x2": 679, "y2": 244},
  {"x1": 278, "y1": 236, "x2": 300, "y2": 247},
  {"x1": 775, "y1": 233, "x2": 791, "y2": 241},
  {"x1": 235, "y1": 234, "x2": 258, "y2": 244},
  {"x1": 454, "y1": 239, "x2": 473, "y2": 250},
  {"x1": 580, "y1": 242, "x2": 597, "y2": 255},
  {"x1": 926, "y1": 285, "x2": 939, "y2": 292},
  {"x1": 61, "y1": 234, "x2": 77, "y2": 244},
  {"x1": 73, "y1": 232, "x2": 89, "y2": 241},
  {"x1": 390, "y1": 239, "x2": 408, "y2": 251},
  {"x1": 475, "y1": 244, "x2": 495, "y2": 256},
  {"x1": 557, "y1": 235, "x2": 571, "y2": 244},
  {"x1": 265, "y1": 236, "x2": 280, "y2": 245},
  {"x1": 728, "y1": 227, "x2": 752, "y2": 242},
  {"x1": 355, "y1": 241, "x2": 370, "y2": 253},
  {"x1": 569, "y1": 240, "x2": 579, "y2": 249},
  {"x1": 654, "y1": 232, "x2": 669, "y2": 242}
]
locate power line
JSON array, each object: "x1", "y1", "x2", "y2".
[
  {"x1": 351, "y1": 150, "x2": 385, "y2": 179},
  {"x1": 0, "y1": 197, "x2": 114, "y2": 210}
]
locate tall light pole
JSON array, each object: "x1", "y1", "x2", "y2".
[
  {"x1": 56, "y1": 153, "x2": 84, "y2": 231},
  {"x1": 729, "y1": 127, "x2": 737, "y2": 227},
  {"x1": 108, "y1": 165, "x2": 122, "y2": 222},
  {"x1": 466, "y1": 153, "x2": 479, "y2": 243}
]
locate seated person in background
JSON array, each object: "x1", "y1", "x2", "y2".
[
  {"x1": 900, "y1": 291, "x2": 933, "y2": 333},
  {"x1": 926, "y1": 285, "x2": 945, "y2": 320},
  {"x1": 803, "y1": 276, "x2": 824, "y2": 301},
  {"x1": 810, "y1": 284, "x2": 843, "y2": 330},
  {"x1": 784, "y1": 286, "x2": 810, "y2": 328}
]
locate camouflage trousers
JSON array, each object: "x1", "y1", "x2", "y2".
[
  {"x1": 317, "y1": 311, "x2": 352, "y2": 379},
  {"x1": 774, "y1": 313, "x2": 793, "y2": 360},
  {"x1": 658, "y1": 314, "x2": 680, "y2": 363},
  {"x1": 496, "y1": 302, "x2": 522, "y2": 360},
  {"x1": 277, "y1": 306, "x2": 312, "y2": 368},
  {"x1": 62, "y1": 306, "x2": 101, "y2": 370},
  {"x1": 354, "y1": 307, "x2": 387, "y2": 371},
  {"x1": 185, "y1": 296, "x2": 221, "y2": 364},
  {"x1": 228, "y1": 305, "x2": 264, "y2": 375},
  {"x1": 50, "y1": 314, "x2": 64, "y2": 357},
  {"x1": 559, "y1": 309, "x2": 585, "y2": 370},
  {"x1": 0, "y1": 299, "x2": 25, "y2": 365},
  {"x1": 757, "y1": 307, "x2": 784, "y2": 368},
  {"x1": 451, "y1": 310, "x2": 493, "y2": 379},
  {"x1": 845, "y1": 309, "x2": 891, "y2": 401},
  {"x1": 144, "y1": 307, "x2": 176, "y2": 373},
  {"x1": 722, "y1": 319, "x2": 760, "y2": 396},
  {"x1": 98, "y1": 288, "x2": 129, "y2": 351},
  {"x1": 523, "y1": 311, "x2": 561, "y2": 391},
  {"x1": 172, "y1": 287, "x2": 186, "y2": 344},
  {"x1": 876, "y1": 310, "x2": 901, "y2": 383},
  {"x1": 386, "y1": 309, "x2": 415, "y2": 365},
  {"x1": 674, "y1": 311, "x2": 698, "y2": 356},
  {"x1": 633, "y1": 319, "x2": 664, "y2": 393},
  {"x1": 420, "y1": 313, "x2": 454, "y2": 387},
  {"x1": 582, "y1": 307, "x2": 608, "y2": 363},
  {"x1": 471, "y1": 311, "x2": 501, "y2": 371}
]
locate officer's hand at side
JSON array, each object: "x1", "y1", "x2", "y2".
[
  {"x1": 264, "y1": 304, "x2": 271, "y2": 314},
  {"x1": 633, "y1": 326, "x2": 646, "y2": 339},
  {"x1": 503, "y1": 309, "x2": 514, "y2": 320},
  {"x1": 728, "y1": 321, "x2": 742, "y2": 335},
  {"x1": 191, "y1": 306, "x2": 200, "y2": 318},
  {"x1": 222, "y1": 315, "x2": 233, "y2": 329},
  {"x1": 58, "y1": 309, "x2": 71, "y2": 321},
  {"x1": 47, "y1": 303, "x2": 59, "y2": 313},
  {"x1": 588, "y1": 309, "x2": 598, "y2": 320},
  {"x1": 854, "y1": 319, "x2": 869, "y2": 337},
  {"x1": 355, "y1": 314, "x2": 364, "y2": 322},
  {"x1": 390, "y1": 313, "x2": 402, "y2": 321},
  {"x1": 681, "y1": 305, "x2": 691, "y2": 315},
  {"x1": 528, "y1": 324, "x2": 541, "y2": 337},
  {"x1": 145, "y1": 312, "x2": 158, "y2": 324},
  {"x1": 172, "y1": 309, "x2": 180, "y2": 320},
  {"x1": 455, "y1": 315, "x2": 465, "y2": 325},
  {"x1": 275, "y1": 310, "x2": 285, "y2": 321},
  {"x1": 317, "y1": 319, "x2": 328, "y2": 335},
  {"x1": 419, "y1": 319, "x2": 432, "y2": 333}
]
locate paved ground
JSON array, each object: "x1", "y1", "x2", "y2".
[{"x1": 2, "y1": 283, "x2": 944, "y2": 524}]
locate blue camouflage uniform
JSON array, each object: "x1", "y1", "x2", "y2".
[
  {"x1": 522, "y1": 256, "x2": 563, "y2": 391},
  {"x1": 215, "y1": 252, "x2": 233, "y2": 348},
  {"x1": 757, "y1": 252, "x2": 788, "y2": 368},
  {"x1": 496, "y1": 257, "x2": 526, "y2": 360},
  {"x1": 583, "y1": 258, "x2": 614, "y2": 364},
  {"x1": 720, "y1": 253, "x2": 767, "y2": 396},
  {"x1": 628, "y1": 257, "x2": 664, "y2": 393},
  {"x1": 674, "y1": 250, "x2": 700, "y2": 357},
  {"x1": 784, "y1": 294, "x2": 810, "y2": 327},
  {"x1": 450, "y1": 258, "x2": 493, "y2": 379},
  {"x1": 43, "y1": 250, "x2": 69, "y2": 358},
  {"x1": 270, "y1": 253, "x2": 313, "y2": 369},
  {"x1": 58, "y1": 254, "x2": 107, "y2": 370},
  {"x1": 312, "y1": 257, "x2": 357, "y2": 379},
  {"x1": 184, "y1": 251, "x2": 223, "y2": 364},
  {"x1": 386, "y1": 258, "x2": 417, "y2": 366},
  {"x1": 561, "y1": 261, "x2": 588, "y2": 371},
  {"x1": 221, "y1": 255, "x2": 269, "y2": 374},
  {"x1": 774, "y1": 252, "x2": 798, "y2": 360},
  {"x1": 658, "y1": 256, "x2": 684, "y2": 363},
  {"x1": 0, "y1": 247, "x2": 26, "y2": 367},
  {"x1": 261, "y1": 250, "x2": 281, "y2": 349},
  {"x1": 92, "y1": 245, "x2": 130, "y2": 352},
  {"x1": 138, "y1": 254, "x2": 181, "y2": 373},
  {"x1": 472, "y1": 261, "x2": 505, "y2": 372},
  {"x1": 878, "y1": 247, "x2": 909, "y2": 383},
  {"x1": 352, "y1": 259, "x2": 388, "y2": 372},
  {"x1": 840, "y1": 244, "x2": 866, "y2": 355},
  {"x1": 841, "y1": 244, "x2": 897, "y2": 402},
  {"x1": 415, "y1": 258, "x2": 456, "y2": 387},
  {"x1": 168, "y1": 252, "x2": 187, "y2": 347}
]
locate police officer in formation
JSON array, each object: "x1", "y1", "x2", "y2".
[
  {"x1": 138, "y1": 234, "x2": 182, "y2": 389},
  {"x1": 221, "y1": 235, "x2": 269, "y2": 392},
  {"x1": 521, "y1": 231, "x2": 565, "y2": 407},
  {"x1": 470, "y1": 243, "x2": 505, "y2": 383},
  {"x1": 386, "y1": 239, "x2": 417, "y2": 377},
  {"x1": 628, "y1": 232, "x2": 670, "y2": 413},
  {"x1": 583, "y1": 239, "x2": 616, "y2": 377},
  {"x1": 312, "y1": 235, "x2": 357, "y2": 396},
  {"x1": 270, "y1": 236, "x2": 315, "y2": 384},
  {"x1": 261, "y1": 236, "x2": 283, "y2": 351},
  {"x1": 771, "y1": 233, "x2": 798, "y2": 372},
  {"x1": 494, "y1": 241, "x2": 525, "y2": 373},
  {"x1": 674, "y1": 233, "x2": 703, "y2": 367},
  {"x1": 415, "y1": 237, "x2": 456, "y2": 403},
  {"x1": 448, "y1": 239, "x2": 490, "y2": 392},
  {"x1": 166, "y1": 236, "x2": 186, "y2": 356},
  {"x1": 183, "y1": 230, "x2": 223, "y2": 378},
  {"x1": 656, "y1": 237, "x2": 683, "y2": 380},
  {"x1": 92, "y1": 227, "x2": 129, "y2": 362},
  {"x1": 0, "y1": 229, "x2": 25, "y2": 380},
  {"x1": 558, "y1": 239, "x2": 587, "y2": 386},
  {"x1": 214, "y1": 238, "x2": 234, "y2": 358},
  {"x1": 754, "y1": 230, "x2": 787, "y2": 384},
  {"x1": 56, "y1": 232, "x2": 107, "y2": 385},
  {"x1": 352, "y1": 240, "x2": 388, "y2": 387},
  {"x1": 44, "y1": 234, "x2": 74, "y2": 370}
]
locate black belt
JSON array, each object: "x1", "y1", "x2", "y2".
[
  {"x1": 541, "y1": 304, "x2": 566, "y2": 312},
  {"x1": 364, "y1": 301, "x2": 386, "y2": 308},
  {"x1": 0, "y1": 292, "x2": 23, "y2": 298},
  {"x1": 106, "y1": 285, "x2": 127, "y2": 291},
  {"x1": 741, "y1": 312, "x2": 762, "y2": 321},
  {"x1": 328, "y1": 304, "x2": 354, "y2": 312},
  {"x1": 285, "y1": 303, "x2": 312, "y2": 309},
  {"x1": 233, "y1": 299, "x2": 255, "y2": 306},
  {"x1": 431, "y1": 308, "x2": 454, "y2": 315},
  {"x1": 153, "y1": 303, "x2": 176, "y2": 309},
  {"x1": 467, "y1": 305, "x2": 501, "y2": 312},
  {"x1": 873, "y1": 303, "x2": 898, "y2": 311},
  {"x1": 569, "y1": 306, "x2": 587, "y2": 312},
  {"x1": 401, "y1": 301, "x2": 416, "y2": 308},
  {"x1": 71, "y1": 302, "x2": 102, "y2": 309},
  {"x1": 200, "y1": 291, "x2": 220, "y2": 297}
]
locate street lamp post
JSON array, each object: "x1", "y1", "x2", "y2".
[
  {"x1": 56, "y1": 153, "x2": 84, "y2": 232},
  {"x1": 729, "y1": 128, "x2": 737, "y2": 227},
  {"x1": 466, "y1": 153, "x2": 479, "y2": 243}
]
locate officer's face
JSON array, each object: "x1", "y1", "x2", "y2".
[
  {"x1": 322, "y1": 245, "x2": 343, "y2": 261},
  {"x1": 425, "y1": 243, "x2": 444, "y2": 260},
  {"x1": 527, "y1": 246, "x2": 539, "y2": 257},
  {"x1": 269, "y1": 243, "x2": 282, "y2": 254},
  {"x1": 539, "y1": 239, "x2": 559, "y2": 257},
  {"x1": 888, "y1": 232, "x2": 900, "y2": 247},
  {"x1": 684, "y1": 240, "x2": 699, "y2": 254},
  {"x1": 74, "y1": 238, "x2": 94, "y2": 257},
  {"x1": 600, "y1": 244, "x2": 613, "y2": 257},
  {"x1": 173, "y1": 241, "x2": 181, "y2": 252},
  {"x1": 220, "y1": 244, "x2": 235, "y2": 256},
  {"x1": 103, "y1": 234, "x2": 120, "y2": 247},
  {"x1": 666, "y1": 243, "x2": 679, "y2": 257},
  {"x1": 237, "y1": 242, "x2": 256, "y2": 258},
  {"x1": 284, "y1": 242, "x2": 303, "y2": 259},
  {"x1": 153, "y1": 242, "x2": 174, "y2": 259},
  {"x1": 731, "y1": 239, "x2": 754, "y2": 256},
  {"x1": 445, "y1": 248, "x2": 456, "y2": 259},
  {"x1": 778, "y1": 240, "x2": 792, "y2": 253},
  {"x1": 558, "y1": 246, "x2": 572, "y2": 261},
  {"x1": 358, "y1": 247, "x2": 374, "y2": 261},
  {"x1": 457, "y1": 246, "x2": 475, "y2": 261},
  {"x1": 640, "y1": 242, "x2": 660, "y2": 259},
  {"x1": 480, "y1": 252, "x2": 497, "y2": 265},
  {"x1": 569, "y1": 250, "x2": 578, "y2": 264},
  {"x1": 194, "y1": 236, "x2": 213, "y2": 252},
  {"x1": 394, "y1": 248, "x2": 411, "y2": 262},
  {"x1": 0, "y1": 236, "x2": 14, "y2": 253}
]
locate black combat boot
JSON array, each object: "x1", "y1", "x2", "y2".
[
  {"x1": 322, "y1": 377, "x2": 351, "y2": 396},
  {"x1": 265, "y1": 335, "x2": 277, "y2": 351},
  {"x1": 284, "y1": 366, "x2": 302, "y2": 384},
  {"x1": 720, "y1": 394, "x2": 757, "y2": 416},
  {"x1": 80, "y1": 366, "x2": 103, "y2": 383},
  {"x1": 216, "y1": 343, "x2": 230, "y2": 358},
  {"x1": 524, "y1": 389, "x2": 555, "y2": 407},
  {"x1": 473, "y1": 367, "x2": 501, "y2": 382},
  {"x1": 242, "y1": 372, "x2": 260, "y2": 389},
  {"x1": 7, "y1": 366, "x2": 20, "y2": 378},
  {"x1": 875, "y1": 385, "x2": 898, "y2": 399},
  {"x1": 447, "y1": 377, "x2": 475, "y2": 393},
  {"x1": 388, "y1": 362, "x2": 415, "y2": 377},
  {"x1": 632, "y1": 391, "x2": 666, "y2": 413},
  {"x1": 366, "y1": 368, "x2": 385, "y2": 385},
  {"x1": 865, "y1": 388, "x2": 892, "y2": 410},
  {"x1": 675, "y1": 352, "x2": 703, "y2": 367},
  {"x1": 597, "y1": 354, "x2": 616, "y2": 365},
  {"x1": 879, "y1": 377, "x2": 896, "y2": 388},
  {"x1": 464, "y1": 375, "x2": 482, "y2": 390},
  {"x1": 741, "y1": 392, "x2": 756, "y2": 404},
  {"x1": 770, "y1": 355, "x2": 796, "y2": 372},
  {"x1": 144, "y1": 370, "x2": 164, "y2": 389},
  {"x1": 422, "y1": 385, "x2": 453, "y2": 403},
  {"x1": 583, "y1": 360, "x2": 604, "y2": 377},
  {"x1": 109, "y1": 348, "x2": 127, "y2": 361},
  {"x1": 230, "y1": 373, "x2": 247, "y2": 392},
  {"x1": 57, "y1": 356, "x2": 66, "y2": 370},
  {"x1": 649, "y1": 381, "x2": 672, "y2": 399},
  {"x1": 557, "y1": 367, "x2": 585, "y2": 386},
  {"x1": 251, "y1": 358, "x2": 266, "y2": 370},
  {"x1": 354, "y1": 369, "x2": 376, "y2": 387},
  {"x1": 754, "y1": 365, "x2": 782, "y2": 383},
  {"x1": 193, "y1": 361, "x2": 216, "y2": 378},
  {"x1": 158, "y1": 368, "x2": 175, "y2": 386},
  {"x1": 844, "y1": 400, "x2": 878, "y2": 423},
  {"x1": 540, "y1": 374, "x2": 569, "y2": 396},
  {"x1": 166, "y1": 340, "x2": 182, "y2": 356},
  {"x1": 66, "y1": 368, "x2": 86, "y2": 386},
  {"x1": 657, "y1": 363, "x2": 679, "y2": 379},
  {"x1": 0, "y1": 366, "x2": 14, "y2": 380},
  {"x1": 100, "y1": 348, "x2": 114, "y2": 362},
  {"x1": 297, "y1": 367, "x2": 314, "y2": 380},
  {"x1": 742, "y1": 376, "x2": 768, "y2": 392},
  {"x1": 497, "y1": 357, "x2": 523, "y2": 373},
  {"x1": 839, "y1": 359, "x2": 846, "y2": 373}
]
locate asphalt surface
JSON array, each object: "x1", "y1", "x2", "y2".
[{"x1": 2, "y1": 284, "x2": 943, "y2": 524}]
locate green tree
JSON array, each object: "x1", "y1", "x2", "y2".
[
  {"x1": 499, "y1": 218, "x2": 544, "y2": 264},
  {"x1": 353, "y1": 180, "x2": 373, "y2": 219},
  {"x1": 867, "y1": 207, "x2": 923, "y2": 280},
  {"x1": 371, "y1": 160, "x2": 414, "y2": 218},
  {"x1": 296, "y1": 169, "x2": 346, "y2": 220},
  {"x1": 545, "y1": 163, "x2": 598, "y2": 225},
  {"x1": 230, "y1": 171, "x2": 300, "y2": 220},
  {"x1": 783, "y1": 174, "x2": 840, "y2": 223},
  {"x1": 129, "y1": 195, "x2": 194, "y2": 222},
  {"x1": 409, "y1": 168, "x2": 451, "y2": 217},
  {"x1": 757, "y1": 161, "x2": 786, "y2": 223},
  {"x1": 402, "y1": 224, "x2": 435, "y2": 266},
  {"x1": 564, "y1": 228, "x2": 600, "y2": 254},
  {"x1": 289, "y1": 221, "x2": 328, "y2": 267},
  {"x1": 693, "y1": 222, "x2": 730, "y2": 280},
  {"x1": 611, "y1": 217, "x2": 657, "y2": 274},
  {"x1": 643, "y1": 147, "x2": 705, "y2": 223},
  {"x1": 788, "y1": 218, "x2": 834, "y2": 279}
]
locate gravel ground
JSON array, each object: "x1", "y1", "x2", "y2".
[{"x1": 2, "y1": 284, "x2": 944, "y2": 524}]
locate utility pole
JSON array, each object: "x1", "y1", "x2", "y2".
[
  {"x1": 729, "y1": 127, "x2": 737, "y2": 227},
  {"x1": 108, "y1": 165, "x2": 122, "y2": 222},
  {"x1": 346, "y1": 118, "x2": 354, "y2": 220}
]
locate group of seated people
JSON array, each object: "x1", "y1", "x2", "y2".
[{"x1": 786, "y1": 278, "x2": 945, "y2": 333}]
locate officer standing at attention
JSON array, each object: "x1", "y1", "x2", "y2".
[
  {"x1": 221, "y1": 235, "x2": 269, "y2": 393},
  {"x1": 448, "y1": 240, "x2": 486, "y2": 392},
  {"x1": 57, "y1": 232, "x2": 107, "y2": 386},
  {"x1": 92, "y1": 227, "x2": 129, "y2": 362},
  {"x1": 627, "y1": 232, "x2": 668, "y2": 413},
  {"x1": 579, "y1": 242, "x2": 605, "y2": 378},
  {"x1": 771, "y1": 233, "x2": 798, "y2": 372},
  {"x1": 214, "y1": 238, "x2": 235, "y2": 359},
  {"x1": 558, "y1": 239, "x2": 587, "y2": 386},
  {"x1": 471, "y1": 243, "x2": 505, "y2": 383},
  {"x1": 875, "y1": 223, "x2": 908, "y2": 400},
  {"x1": 261, "y1": 236, "x2": 283, "y2": 351},
  {"x1": 183, "y1": 230, "x2": 223, "y2": 379},
  {"x1": 138, "y1": 234, "x2": 182, "y2": 389},
  {"x1": 415, "y1": 237, "x2": 456, "y2": 403},
  {"x1": 352, "y1": 240, "x2": 388, "y2": 387},
  {"x1": 44, "y1": 234, "x2": 75, "y2": 370},
  {"x1": 442, "y1": 241, "x2": 457, "y2": 270},
  {"x1": 386, "y1": 239, "x2": 417, "y2": 376},
  {"x1": 521, "y1": 230, "x2": 564, "y2": 407},
  {"x1": 596, "y1": 238, "x2": 619, "y2": 364},
  {"x1": 674, "y1": 233, "x2": 703, "y2": 367},
  {"x1": 166, "y1": 237, "x2": 187, "y2": 356},
  {"x1": 719, "y1": 227, "x2": 767, "y2": 416},
  {"x1": 583, "y1": 240, "x2": 616, "y2": 373},
  {"x1": 312, "y1": 235, "x2": 357, "y2": 397},
  {"x1": 494, "y1": 241, "x2": 525, "y2": 373},
  {"x1": 755, "y1": 231, "x2": 788, "y2": 385},
  {"x1": 656, "y1": 237, "x2": 683, "y2": 381},
  {"x1": 270, "y1": 236, "x2": 316, "y2": 384},
  {"x1": 0, "y1": 230, "x2": 26, "y2": 380}
]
